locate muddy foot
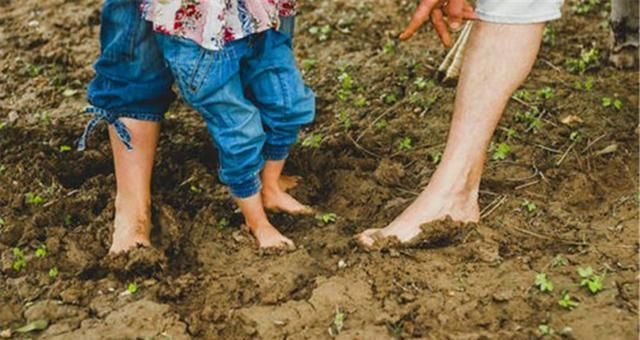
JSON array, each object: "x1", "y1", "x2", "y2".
[
  {"x1": 245, "y1": 224, "x2": 296, "y2": 251},
  {"x1": 356, "y1": 217, "x2": 472, "y2": 251},
  {"x1": 109, "y1": 213, "x2": 152, "y2": 254},
  {"x1": 278, "y1": 175, "x2": 301, "y2": 192},
  {"x1": 262, "y1": 186, "x2": 314, "y2": 216}
]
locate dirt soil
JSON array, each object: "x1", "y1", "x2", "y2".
[{"x1": 0, "y1": 0, "x2": 638, "y2": 339}]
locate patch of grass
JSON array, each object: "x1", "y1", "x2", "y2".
[
  {"x1": 571, "y1": 0, "x2": 601, "y2": 14},
  {"x1": 535, "y1": 272, "x2": 554, "y2": 292},
  {"x1": 383, "y1": 39, "x2": 396, "y2": 54},
  {"x1": 536, "y1": 87, "x2": 554, "y2": 100},
  {"x1": 337, "y1": 111, "x2": 352, "y2": 130},
  {"x1": 543, "y1": 26, "x2": 556, "y2": 46},
  {"x1": 565, "y1": 47, "x2": 600, "y2": 74}
]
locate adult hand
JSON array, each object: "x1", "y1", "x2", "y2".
[{"x1": 399, "y1": 0, "x2": 477, "y2": 47}]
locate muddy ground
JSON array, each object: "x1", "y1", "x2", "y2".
[{"x1": 0, "y1": 0, "x2": 638, "y2": 339}]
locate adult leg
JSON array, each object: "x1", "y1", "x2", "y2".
[
  {"x1": 358, "y1": 21, "x2": 544, "y2": 246},
  {"x1": 109, "y1": 120, "x2": 159, "y2": 253}
]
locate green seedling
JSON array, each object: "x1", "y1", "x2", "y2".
[
  {"x1": 316, "y1": 212, "x2": 337, "y2": 225},
  {"x1": 328, "y1": 307, "x2": 345, "y2": 336},
  {"x1": 12, "y1": 248, "x2": 26, "y2": 271},
  {"x1": 538, "y1": 324, "x2": 554, "y2": 337},
  {"x1": 565, "y1": 47, "x2": 600, "y2": 74},
  {"x1": 601, "y1": 97, "x2": 622, "y2": 110},
  {"x1": 536, "y1": 87, "x2": 554, "y2": 100},
  {"x1": 383, "y1": 93, "x2": 398, "y2": 105},
  {"x1": 189, "y1": 185, "x2": 202, "y2": 194},
  {"x1": 35, "y1": 245, "x2": 47, "y2": 258},
  {"x1": 25, "y1": 192, "x2": 44, "y2": 205},
  {"x1": 383, "y1": 39, "x2": 396, "y2": 54},
  {"x1": 301, "y1": 58, "x2": 317, "y2": 72},
  {"x1": 414, "y1": 77, "x2": 433, "y2": 90},
  {"x1": 492, "y1": 142, "x2": 511, "y2": 161},
  {"x1": 0, "y1": 165, "x2": 5, "y2": 173},
  {"x1": 302, "y1": 134, "x2": 323, "y2": 148},
  {"x1": 505, "y1": 128, "x2": 517, "y2": 140},
  {"x1": 0, "y1": 122, "x2": 7, "y2": 130},
  {"x1": 558, "y1": 291, "x2": 579, "y2": 310},
  {"x1": 571, "y1": 0, "x2": 601, "y2": 14},
  {"x1": 551, "y1": 255, "x2": 568, "y2": 267},
  {"x1": 375, "y1": 119, "x2": 388, "y2": 130},
  {"x1": 398, "y1": 137, "x2": 413, "y2": 151},
  {"x1": 63, "y1": 214, "x2": 72, "y2": 227},
  {"x1": 569, "y1": 131, "x2": 582, "y2": 143},
  {"x1": 515, "y1": 108, "x2": 542, "y2": 132},
  {"x1": 431, "y1": 151, "x2": 442, "y2": 165},
  {"x1": 534, "y1": 272, "x2": 554, "y2": 292},
  {"x1": 215, "y1": 217, "x2": 229, "y2": 231},
  {"x1": 514, "y1": 89, "x2": 532, "y2": 102},
  {"x1": 542, "y1": 26, "x2": 556, "y2": 45},
  {"x1": 522, "y1": 200, "x2": 537, "y2": 213},
  {"x1": 59, "y1": 145, "x2": 72, "y2": 153},
  {"x1": 337, "y1": 71, "x2": 353, "y2": 101},
  {"x1": 574, "y1": 77, "x2": 594, "y2": 91},
  {"x1": 35, "y1": 111, "x2": 50, "y2": 125},
  {"x1": 127, "y1": 282, "x2": 138, "y2": 294},
  {"x1": 0, "y1": 217, "x2": 5, "y2": 226},
  {"x1": 23, "y1": 63, "x2": 44, "y2": 77},
  {"x1": 48, "y1": 267, "x2": 59, "y2": 279},
  {"x1": 578, "y1": 266, "x2": 605, "y2": 294},
  {"x1": 308, "y1": 24, "x2": 331, "y2": 41},
  {"x1": 337, "y1": 111, "x2": 352, "y2": 130},
  {"x1": 352, "y1": 95, "x2": 367, "y2": 108}
]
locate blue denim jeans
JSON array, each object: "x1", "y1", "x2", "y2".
[
  {"x1": 81, "y1": 0, "x2": 175, "y2": 151},
  {"x1": 155, "y1": 29, "x2": 315, "y2": 198},
  {"x1": 81, "y1": 0, "x2": 295, "y2": 151}
]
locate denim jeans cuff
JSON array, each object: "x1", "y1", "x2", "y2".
[
  {"x1": 229, "y1": 176, "x2": 262, "y2": 199},
  {"x1": 263, "y1": 144, "x2": 290, "y2": 161}
]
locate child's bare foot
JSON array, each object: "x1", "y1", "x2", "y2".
[
  {"x1": 250, "y1": 223, "x2": 296, "y2": 250},
  {"x1": 262, "y1": 185, "x2": 314, "y2": 216},
  {"x1": 278, "y1": 175, "x2": 301, "y2": 191},
  {"x1": 109, "y1": 210, "x2": 152, "y2": 254}
]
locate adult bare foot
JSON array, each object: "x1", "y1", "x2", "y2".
[
  {"x1": 109, "y1": 208, "x2": 152, "y2": 254},
  {"x1": 262, "y1": 184, "x2": 314, "y2": 216},
  {"x1": 250, "y1": 223, "x2": 296, "y2": 249},
  {"x1": 356, "y1": 188, "x2": 479, "y2": 249}
]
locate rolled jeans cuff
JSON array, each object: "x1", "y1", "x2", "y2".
[
  {"x1": 229, "y1": 175, "x2": 262, "y2": 199},
  {"x1": 263, "y1": 144, "x2": 290, "y2": 161}
]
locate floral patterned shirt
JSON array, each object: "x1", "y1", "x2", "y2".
[{"x1": 142, "y1": 0, "x2": 296, "y2": 51}]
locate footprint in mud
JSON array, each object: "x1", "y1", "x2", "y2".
[{"x1": 357, "y1": 217, "x2": 475, "y2": 251}]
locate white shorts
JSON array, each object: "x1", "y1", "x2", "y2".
[{"x1": 476, "y1": 0, "x2": 564, "y2": 24}]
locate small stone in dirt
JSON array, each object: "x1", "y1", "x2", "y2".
[
  {"x1": 337, "y1": 259, "x2": 347, "y2": 269},
  {"x1": 0, "y1": 329, "x2": 11, "y2": 338}
]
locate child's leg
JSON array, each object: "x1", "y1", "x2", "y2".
[
  {"x1": 154, "y1": 34, "x2": 293, "y2": 249},
  {"x1": 109, "y1": 119, "x2": 159, "y2": 253},
  {"x1": 81, "y1": 0, "x2": 175, "y2": 253},
  {"x1": 242, "y1": 30, "x2": 316, "y2": 215}
]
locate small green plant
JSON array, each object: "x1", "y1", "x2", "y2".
[
  {"x1": 383, "y1": 39, "x2": 396, "y2": 54},
  {"x1": 316, "y1": 212, "x2": 337, "y2": 225},
  {"x1": 565, "y1": 47, "x2": 600, "y2": 74},
  {"x1": 398, "y1": 137, "x2": 413, "y2": 151},
  {"x1": 337, "y1": 111, "x2": 352, "y2": 130},
  {"x1": 352, "y1": 95, "x2": 367, "y2": 108},
  {"x1": 59, "y1": 145, "x2": 72, "y2": 153},
  {"x1": 514, "y1": 89, "x2": 532, "y2": 102},
  {"x1": 337, "y1": 71, "x2": 353, "y2": 101},
  {"x1": 375, "y1": 119, "x2": 388, "y2": 130},
  {"x1": 35, "y1": 245, "x2": 47, "y2": 258},
  {"x1": 558, "y1": 291, "x2": 579, "y2": 310},
  {"x1": 64, "y1": 214, "x2": 72, "y2": 227},
  {"x1": 522, "y1": 200, "x2": 537, "y2": 213},
  {"x1": 328, "y1": 307, "x2": 345, "y2": 336},
  {"x1": 127, "y1": 282, "x2": 138, "y2": 294},
  {"x1": 302, "y1": 134, "x2": 323, "y2": 148},
  {"x1": 601, "y1": 97, "x2": 622, "y2": 110},
  {"x1": 12, "y1": 248, "x2": 27, "y2": 271},
  {"x1": 215, "y1": 217, "x2": 229, "y2": 231},
  {"x1": 25, "y1": 192, "x2": 44, "y2": 205},
  {"x1": 0, "y1": 217, "x2": 5, "y2": 226},
  {"x1": 578, "y1": 266, "x2": 605, "y2": 294},
  {"x1": 34, "y1": 112, "x2": 50, "y2": 125},
  {"x1": 538, "y1": 324, "x2": 554, "y2": 337},
  {"x1": 542, "y1": 26, "x2": 556, "y2": 45},
  {"x1": 491, "y1": 142, "x2": 511, "y2": 161},
  {"x1": 189, "y1": 185, "x2": 202, "y2": 193},
  {"x1": 414, "y1": 77, "x2": 433, "y2": 90},
  {"x1": 301, "y1": 58, "x2": 317, "y2": 72},
  {"x1": 535, "y1": 272, "x2": 554, "y2": 292},
  {"x1": 515, "y1": 108, "x2": 542, "y2": 132},
  {"x1": 48, "y1": 267, "x2": 59, "y2": 279},
  {"x1": 536, "y1": 87, "x2": 554, "y2": 100},
  {"x1": 308, "y1": 24, "x2": 331, "y2": 41},
  {"x1": 571, "y1": 0, "x2": 601, "y2": 14},
  {"x1": 551, "y1": 255, "x2": 568, "y2": 267},
  {"x1": 0, "y1": 122, "x2": 7, "y2": 130},
  {"x1": 383, "y1": 93, "x2": 398, "y2": 105},
  {"x1": 431, "y1": 151, "x2": 442, "y2": 165},
  {"x1": 569, "y1": 131, "x2": 583, "y2": 143},
  {"x1": 574, "y1": 77, "x2": 594, "y2": 91}
]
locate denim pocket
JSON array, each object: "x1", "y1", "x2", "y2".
[
  {"x1": 100, "y1": 0, "x2": 144, "y2": 62},
  {"x1": 187, "y1": 49, "x2": 216, "y2": 93}
]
